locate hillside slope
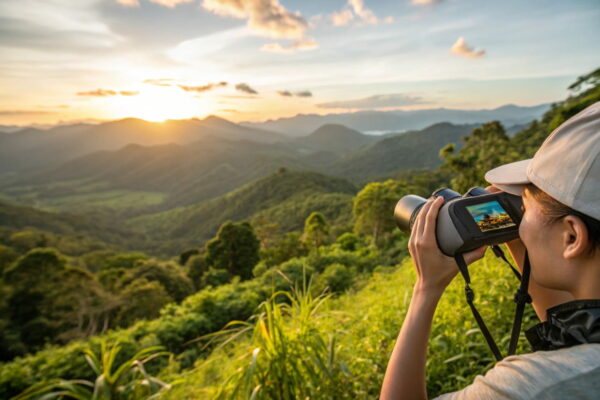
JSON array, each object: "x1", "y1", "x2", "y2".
[
  {"x1": 331, "y1": 123, "x2": 477, "y2": 182},
  {"x1": 128, "y1": 170, "x2": 356, "y2": 252},
  {"x1": 293, "y1": 124, "x2": 379, "y2": 155}
]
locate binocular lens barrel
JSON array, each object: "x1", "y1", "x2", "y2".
[{"x1": 394, "y1": 194, "x2": 427, "y2": 232}]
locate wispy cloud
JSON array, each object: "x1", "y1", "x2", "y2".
[
  {"x1": 235, "y1": 83, "x2": 258, "y2": 94},
  {"x1": 331, "y1": 0, "x2": 378, "y2": 27},
  {"x1": 450, "y1": 37, "x2": 485, "y2": 59},
  {"x1": 178, "y1": 82, "x2": 228, "y2": 93},
  {"x1": 318, "y1": 93, "x2": 423, "y2": 109},
  {"x1": 277, "y1": 90, "x2": 312, "y2": 97},
  {"x1": 0, "y1": 109, "x2": 54, "y2": 116},
  {"x1": 295, "y1": 90, "x2": 312, "y2": 97},
  {"x1": 76, "y1": 89, "x2": 139, "y2": 97},
  {"x1": 143, "y1": 78, "x2": 176, "y2": 87},
  {"x1": 411, "y1": 0, "x2": 444, "y2": 5},
  {"x1": 116, "y1": 0, "x2": 193, "y2": 7},
  {"x1": 202, "y1": 0, "x2": 308, "y2": 39},
  {"x1": 261, "y1": 39, "x2": 318, "y2": 54}
]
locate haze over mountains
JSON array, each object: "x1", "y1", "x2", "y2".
[
  {"x1": 0, "y1": 103, "x2": 550, "y2": 255},
  {"x1": 242, "y1": 103, "x2": 551, "y2": 136}
]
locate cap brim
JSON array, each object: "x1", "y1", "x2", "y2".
[{"x1": 484, "y1": 159, "x2": 532, "y2": 196}]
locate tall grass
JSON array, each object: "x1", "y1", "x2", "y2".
[
  {"x1": 198, "y1": 281, "x2": 353, "y2": 400},
  {"x1": 162, "y1": 251, "x2": 536, "y2": 399}
]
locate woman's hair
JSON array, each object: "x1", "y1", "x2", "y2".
[{"x1": 526, "y1": 184, "x2": 600, "y2": 251}]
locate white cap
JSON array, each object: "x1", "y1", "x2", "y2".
[{"x1": 485, "y1": 101, "x2": 600, "y2": 220}]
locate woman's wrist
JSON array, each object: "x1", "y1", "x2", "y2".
[{"x1": 413, "y1": 279, "x2": 445, "y2": 302}]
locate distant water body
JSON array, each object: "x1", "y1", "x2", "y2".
[{"x1": 363, "y1": 130, "x2": 408, "y2": 136}]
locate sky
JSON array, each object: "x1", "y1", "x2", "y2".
[{"x1": 0, "y1": 0, "x2": 599, "y2": 126}]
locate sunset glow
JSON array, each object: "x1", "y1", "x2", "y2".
[
  {"x1": 0, "y1": 0, "x2": 598, "y2": 127},
  {"x1": 103, "y1": 86, "x2": 213, "y2": 122}
]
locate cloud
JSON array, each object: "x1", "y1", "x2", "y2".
[
  {"x1": 260, "y1": 39, "x2": 318, "y2": 54},
  {"x1": 76, "y1": 89, "x2": 139, "y2": 97},
  {"x1": 412, "y1": 0, "x2": 443, "y2": 4},
  {"x1": 450, "y1": 37, "x2": 485, "y2": 59},
  {"x1": 331, "y1": 0, "x2": 378, "y2": 27},
  {"x1": 202, "y1": 0, "x2": 308, "y2": 39},
  {"x1": 178, "y1": 81, "x2": 228, "y2": 93},
  {"x1": 143, "y1": 78, "x2": 176, "y2": 87},
  {"x1": 116, "y1": 0, "x2": 139, "y2": 5},
  {"x1": 318, "y1": 93, "x2": 423, "y2": 109},
  {"x1": 331, "y1": 9, "x2": 354, "y2": 26},
  {"x1": 235, "y1": 83, "x2": 258, "y2": 94},
  {"x1": 295, "y1": 90, "x2": 312, "y2": 97},
  {"x1": 116, "y1": 0, "x2": 194, "y2": 7},
  {"x1": 0, "y1": 109, "x2": 54, "y2": 116},
  {"x1": 277, "y1": 90, "x2": 312, "y2": 97}
]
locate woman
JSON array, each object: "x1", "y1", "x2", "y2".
[{"x1": 380, "y1": 101, "x2": 600, "y2": 400}]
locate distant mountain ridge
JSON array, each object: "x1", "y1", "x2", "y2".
[
  {"x1": 242, "y1": 103, "x2": 551, "y2": 137},
  {"x1": 0, "y1": 116, "x2": 284, "y2": 173},
  {"x1": 293, "y1": 124, "x2": 380, "y2": 155},
  {"x1": 330, "y1": 122, "x2": 477, "y2": 181}
]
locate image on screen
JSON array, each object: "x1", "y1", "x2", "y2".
[{"x1": 466, "y1": 200, "x2": 517, "y2": 232}]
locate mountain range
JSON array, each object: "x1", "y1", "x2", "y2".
[
  {"x1": 0, "y1": 104, "x2": 547, "y2": 255},
  {"x1": 242, "y1": 104, "x2": 550, "y2": 137}
]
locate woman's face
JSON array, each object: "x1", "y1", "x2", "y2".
[{"x1": 519, "y1": 190, "x2": 573, "y2": 291}]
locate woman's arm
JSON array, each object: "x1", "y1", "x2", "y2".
[
  {"x1": 380, "y1": 197, "x2": 486, "y2": 400},
  {"x1": 380, "y1": 283, "x2": 443, "y2": 400}
]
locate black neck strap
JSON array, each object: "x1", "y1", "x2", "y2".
[{"x1": 454, "y1": 250, "x2": 532, "y2": 361}]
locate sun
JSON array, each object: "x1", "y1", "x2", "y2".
[{"x1": 106, "y1": 86, "x2": 211, "y2": 122}]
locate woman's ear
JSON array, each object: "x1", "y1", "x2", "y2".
[{"x1": 562, "y1": 215, "x2": 590, "y2": 259}]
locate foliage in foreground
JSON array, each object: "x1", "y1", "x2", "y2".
[
  {"x1": 162, "y1": 251, "x2": 537, "y2": 399},
  {"x1": 14, "y1": 341, "x2": 170, "y2": 400}
]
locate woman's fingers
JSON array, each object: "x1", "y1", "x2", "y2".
[
  {"x1": 485, "y1": 185, "x2": 501, "y2": 193},
  {"x1": 415, "y1": 198, "x2": 435, "y2": 238},
  {"x1": 423, "y1": 196, "x2": 443, "y2": 241}
]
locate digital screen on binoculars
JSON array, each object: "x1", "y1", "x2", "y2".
[{"x1": 466, "y1": 200, "x2": 517, "y2": 233}]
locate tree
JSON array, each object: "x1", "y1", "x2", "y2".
[
  {"x1": 261, "y1": 231, "x2": 307, "y2": 267},
  {"x1": 179, "y1": 248, "x2": 200, "y2": 266},
  {"x1": 302, "y1": 212, "x2": 330, "y2": 252},
  {"x1": 353, "y1": 180, "x2": 402, "y2": 246},
  {"x1": 119, "y1": 260, "x2": 193, "y2": 302},
  {"x1": 8, "y1": 230, "x2": 48, "y2": 253},
  {"x1": 115, "y1": 279, "x2": 173, "y2": 327},
  {"x1": 0, "y1": 244, "x2": 17, "y2": 274},
  {"x1": 440, "y1": 121, "x2": 516, "y2": 193},
  {"x1": 205, "y1": 221, "x2": 260, "y2": 281},
  {"x1": 186, "y1": 254, "x2": 209, "y2": 289}
]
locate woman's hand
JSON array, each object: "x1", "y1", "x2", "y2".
[{"x1": 408, "y1": 196, "x2": 487, "y2": 295}]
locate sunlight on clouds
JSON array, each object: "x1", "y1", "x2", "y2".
[
  {"x1": 331, "y1": 0, "x2": 378, "y2": 27},
  {"x1": 202, "y1": 0, "x2": 308, "y2": 39},
  {"x1": 116, "y1": 0, "x2": 194, "y2": 6},
  {"x1": 116, "y1": 0, "x2": 139, "y2": 6},
  {"x1": 450, "y1": 37, "x2": 486, "y2": 59},
  {"x1": 412, "y1": 0, "x2": 444, "y2": 5}
]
